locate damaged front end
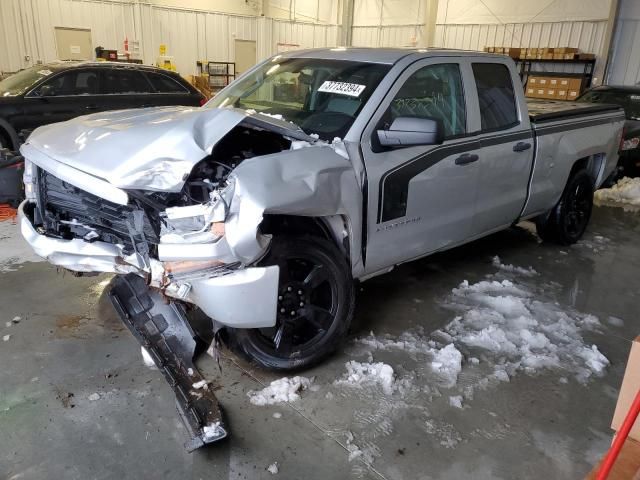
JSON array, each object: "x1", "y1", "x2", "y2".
[{"x1": 19, "y1": 105, "x2": 361, "y2": 450}]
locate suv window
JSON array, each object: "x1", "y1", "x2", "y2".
[
  {"x1": 472, "y1": 63, "x2": 518, "y2": 131},
  {"x1": 387, "y1": 63, "x2": 466, "y2": 138},
  {"x1": 146, "y1": 72, "x2": 188, "y2": 93},
  {"x1": 101, "y1": 69, "x2": 151, "y2": 94},
  {"x1": 33, "y1": 70, "x2": 99, "y2": 96}
]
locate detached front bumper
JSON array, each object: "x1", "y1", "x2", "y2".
[{"x1": 19, "y1": 200, "x2": 279, "y2": 328}]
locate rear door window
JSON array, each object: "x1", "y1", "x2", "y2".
[
  {"x1": 34, "y1": 69, "x2": 99, "y2": 96},
  {"x1": 101, "y1": 69, "x2": 152, "y2": 94},
  {"x1": 472, "y1": 63, "x2": 518, "y2": 131},
  {"x1": 146, "y1": 72, "x2": 188, "y2": 93}
]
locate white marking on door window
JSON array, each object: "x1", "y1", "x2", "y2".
[
  {"x1": 318, "y1": 81, "x2": 366, "y2": 97},
  {"x1": 37, "y1": 70, "x2": 53, "y2": 76}
]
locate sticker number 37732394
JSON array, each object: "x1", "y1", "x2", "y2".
[{"x1": 318, "y1": 81, "x2": 366, "y2": 97}]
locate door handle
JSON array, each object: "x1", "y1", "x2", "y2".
[
  {"x1": 513, "y1": 141, "x2": 531, "y2": 152},
  {"x1": 454, "y1": 153, "x2": 479, "y2": 165}
]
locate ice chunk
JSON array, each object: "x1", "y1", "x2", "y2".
[
  {"x1": 335, "y1": 361, "x2": 397, "y2": 395},
  {"x1": 267, "y1": 462, "x2": 279, "y2": 474},
  {"x1": 449, "y1": 395, "x2": 463, "y2": 409},
  {"x1": 247, "y1": 376, "x2": 312, "y2": 406},
  {"x1": 88, "y1": 393, "x2": 100, "y2": 401},
  {"x1": 430, "y1": 344, "x2": 463, "y2": 388}
]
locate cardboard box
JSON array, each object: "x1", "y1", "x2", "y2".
[
  {"x1": 507, "y1": 48, "x2": 521, "y2": 58},
  {"x1": 558, "y1": 78, "x2": 571, "y2": 87},
  {"x1": 568, "y1": 78, "x2": 583, "y2": 90},
  {"x1": 487, "y1": 46, "x2": 495, "y2": 53},
  {"x1": 553, "y1": 53, "x2": 565, "y2": 60},
  {"x1": 612, "y1": 337, "x2": 640, "y2": 442},
  {"x1": 586, "y1": 438, "x2": 640, "y2": 480},
  {"x1": 546, "y1": 88, "x2": 557, "y2": 98},
  {"x1": 549, "y1": 78, "x2": 559, "y2": 86},
  {"x1": 567, "y1": 90, "x2": 579, "y2": 100},
  {"x1": 526, "y1": 87, "x2": 536, "y2": 98},
  {"x1": 528, "y1": 76, "x2": 539, "y2": 85},
  {"x1": 536, "y1": 88, "x2": 546, "y2": 97},
  {"x1": 579, "y1": 53, "x2": 596, "y2": 60},
  {"x1": 556, "y1": 89, "x2": 568, "y2": 100},
  {"x1": 555, "y1": 47, "x2": 579, "y2": 53},
  {"x1": 542, "y1": 53, "x2": 554, "y2": 59},
  {"x1": 537, "y1": 77, "x2": 549, "y2": 86},
  {"x1": 564, "y1": 53, "x2": 579, "y2": 60}
]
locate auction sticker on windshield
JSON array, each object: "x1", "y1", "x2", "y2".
[{"x1": 318, "y1": 81, "x2": 366, "y2": 97}]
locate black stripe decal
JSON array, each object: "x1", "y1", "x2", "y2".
[
  {"x1": 377, "y1": 130, "x2": 532, "y2": 223},
  {"x1": 376, "y1": 114, "x2": 624, "y2": 224},
  {"x1": 534, "y1": 115, "x2": 625, "y2": 136}
]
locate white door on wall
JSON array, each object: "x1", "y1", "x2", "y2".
[
  {"x1": 55, "y1": 27, "x2": 93, "y2": 61},
  {"x1": 235, "y1": 39, "x2": 257, "y2": 76}
]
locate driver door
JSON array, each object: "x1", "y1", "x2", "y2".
[{"x1": 361, "y1": 58, "x2": 482, "y2": 273}]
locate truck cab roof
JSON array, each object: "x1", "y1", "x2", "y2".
[{"x1": 278, "y1": 47, "x2": 509, "y2": 64}]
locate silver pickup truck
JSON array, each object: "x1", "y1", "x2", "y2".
[{"x1": 20, "y1": 48, "x2": 624, "y2": 374}]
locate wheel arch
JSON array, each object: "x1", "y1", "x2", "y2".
[
  {"x1": 0, "y1": 119, "x2": 19, "y2": 150},
  {"x1": 260, "y1": 214, "x2": 352, "y2": 267},
  {"x1": 569, "y1": 153, "x2": 607, "y2": 189}
]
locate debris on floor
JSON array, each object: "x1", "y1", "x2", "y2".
[
  {"x1": 247, "y1": 376, "x2": 312, "y2": 406},
  {"x1": 267, "y1": 462, "x2": 279, "y2": 474},
  {"x1": 595, "y1": 177, "x2": 640, "y2": 208}
]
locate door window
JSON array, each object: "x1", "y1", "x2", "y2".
[
  {"x1": 472, "y1": 63, "x2": 518, "y2": 131},
  {"x1": 33, "y1": 70, "x2": 99, "y2": 96},
  {"x1": 385, "y1": 63, "x2": 466, "y2": 138},
  {"x1": 101, "y1": 70, "x2": 151, "y2": 94},
  {"x1": 146, "y1": 72, "x2": 188, "y2": 93}
]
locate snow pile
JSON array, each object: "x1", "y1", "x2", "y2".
[
  {"x1": 334, "y1": 361, "x2": 399, "y2": 395},
  {"x1": 0, "y1": 220, "x2": 43, "y2": 273},
  {"x1": 595, "y1": 177, "x2": 640, "y2": 207},
  {"x1": 267, "y1": 462, "x2": 279, "y2": 474},
  {"x1": 449, "y1": 395, "x2": 464, "y2": 409},
  {"x1": 492, "y1": 256, "x2": 537, "y2": 276},
  {"x1": 345, "y1": 431, "x2": 379, "y2": 464},
  {"x1": 444, "y1": 278, "x2": 609, "y2": 384},
  {"x1": 247, "y1": 376, "x2": 312, "y2": 406}
]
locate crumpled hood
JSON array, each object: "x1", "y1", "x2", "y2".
[{"x1": 21, "y1": 106, "x2": 315, "y2": 191}]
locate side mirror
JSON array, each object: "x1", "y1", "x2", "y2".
[
  {"x1": 39, "y1": 85, "x2": 55, "y2": 97},
  {"x1": 377, "y1": 116, "x2": 444, "y2": 147}
]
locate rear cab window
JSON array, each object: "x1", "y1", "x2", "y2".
[{"x1": 471, "y1": 63, "x2": 519, "y2": 132}]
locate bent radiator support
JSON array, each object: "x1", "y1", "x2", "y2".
[{"x1": 109, "y1": 274, "x2": 227, "y2": 451}]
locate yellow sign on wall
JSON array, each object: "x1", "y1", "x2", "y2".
[{"x1": 159, "y1": 44, "x2": 167, "y2": 55}]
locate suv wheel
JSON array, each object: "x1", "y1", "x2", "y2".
[{"x1": 225, "y1": 236, "x2": 355, "y2": 371}]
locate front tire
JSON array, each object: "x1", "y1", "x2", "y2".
[
  {"x1": 535, "y1": 169, "x2": 594, "y2": 245},
  {"x1": 225, "y1": 236, "x2": 355, "y2": 371}
]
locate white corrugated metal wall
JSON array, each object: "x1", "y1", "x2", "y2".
[
  {"x1": 0, "y1": 0, "x2": 340, "y2": 75},
  {"x1": 351, "y1": 0, "x2": 426, "y2": 47},
  {"x1": 606, "y1": 0, "x2": 640, "y2": 85}
]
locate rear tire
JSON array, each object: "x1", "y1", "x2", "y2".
[
  {"x1": 535, "y1": 169, "x2": 594, "y2": 245},
  {"x1": 225, "y1": 236, "x2": 355, "y2": 371}
]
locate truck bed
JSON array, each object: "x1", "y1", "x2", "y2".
[{"x1": 527, "y1": 99, "x2": 623, "y2": 123}]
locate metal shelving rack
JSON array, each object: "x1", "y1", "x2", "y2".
[
  {"x1": 516, "y1": 58, "x2": 597, "y2": 92},
  {"x1": 196, "y1": 61, "x2": 236, "y2": 93}
]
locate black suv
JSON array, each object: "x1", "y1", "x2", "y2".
[{"x1": 0, "y1": 61, "x2": 205, "y2": 149}]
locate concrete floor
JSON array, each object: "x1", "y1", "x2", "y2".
[{"x1": 1, "y1": 204, "x2": 639, "y2": 480}]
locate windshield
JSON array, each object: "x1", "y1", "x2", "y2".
[
  {"x1": 578, "y1": 90, "x2": 640, "y2": 121},
  {"x1": 0, "y1": 66, "x2": 54, "y2": 97},
  {"x1": 207, "y1": 57, "x2": 391, "y2": 140}
]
